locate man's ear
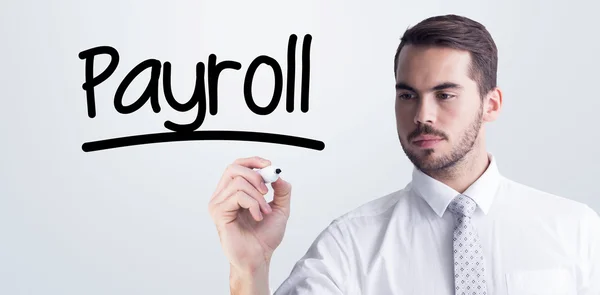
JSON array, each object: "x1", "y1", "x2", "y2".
[{"x1": 482, "y1": 87, "x2": 502, "y2": 122}]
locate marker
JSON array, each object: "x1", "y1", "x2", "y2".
[{"x1": 254, "y1": 165, "x2": 282, "y2": 183}]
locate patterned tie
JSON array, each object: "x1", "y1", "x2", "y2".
[{"x1": 448, "y1": 194, "x2": 488, "y2": 295}]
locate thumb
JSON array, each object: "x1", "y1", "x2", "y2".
[{"x1": 270, "y1": 177, "x2": 292, "y2": 210}]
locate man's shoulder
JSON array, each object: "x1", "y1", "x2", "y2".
[
  {"x1": 502, "y1": 176, "x2": 597, "y2": 218},
  {"x1": 329, "y1": 185, "x2": 412, "y2": 226}
]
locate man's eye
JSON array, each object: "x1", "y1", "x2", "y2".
[
  {"x1": 398, "y1": 93, "x2": 414, "y2": 100},
  {"x1": 437, "y1": 93, "x2": 455, "y2": 100}
]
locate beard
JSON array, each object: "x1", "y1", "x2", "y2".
[{"x1": 400, "y1": 104, "x2": 483, "y2": 173}]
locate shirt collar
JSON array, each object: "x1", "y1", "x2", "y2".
[{"x1": 410, "y1": 153, "x2": 501, "y2": 217}]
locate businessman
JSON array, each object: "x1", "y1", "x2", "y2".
[{"x1": 208, "y1": 14, "x2": 600, "y2": 294}]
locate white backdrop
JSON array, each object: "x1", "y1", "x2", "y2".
[{"x1": 2, "y1": 0, "x2": 599, "y2": 294}]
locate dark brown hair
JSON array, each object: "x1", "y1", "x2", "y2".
[{"x1": 394, "y1": 14, "x2": 498, "y2": 98}]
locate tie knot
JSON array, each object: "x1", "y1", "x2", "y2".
[{"x1": 448, "y1": 194, "x2": 477, "y2": 217}]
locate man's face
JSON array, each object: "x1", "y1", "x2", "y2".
[{"x1": 394, "y1": 45, "x2": 485, "y2": 172}]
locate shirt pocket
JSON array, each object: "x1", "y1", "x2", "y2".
[{"x1": 505, "y1": 267, "x2": 576, "y2": 295}]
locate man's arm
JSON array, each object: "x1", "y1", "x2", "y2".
[
  {"x1": 579, "y1": 205, "x2": 600, "y2": 294},
  {"x1": 272, "y1": 220, "x2": 353, "y2": 295},
  {"x1": 229, "y1": 262, "x2": 271, "y2": 295}
]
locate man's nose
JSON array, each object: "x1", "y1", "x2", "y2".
[{"x1": 413, "y1": 97, "x2": 436, "y2": 125}]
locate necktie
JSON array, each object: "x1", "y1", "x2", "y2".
[{"x1": 448, "y1": 194, "x2": 488, "y2": 295}]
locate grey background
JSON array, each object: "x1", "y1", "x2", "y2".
[{"x1": 1, "y1": 0, "x2": 599, "y2": 294}]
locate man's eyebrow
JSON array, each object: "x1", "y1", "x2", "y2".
[
  {"x1": 395, "y1": 82, "x2": 416, "y2": 92},
  {"x1": 395, "y1": 82, "x2": 463, "y2": 92},
  {"x1": 431, "y1": 82, "x2": 463, "y2": 91}
]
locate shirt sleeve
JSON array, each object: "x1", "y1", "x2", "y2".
[
  {"x1": 272, "y1": 220, "x2": 354, "y2": 295},
  {"x1": 579, "y1": 205, "x2": 600, "y2": 294}
]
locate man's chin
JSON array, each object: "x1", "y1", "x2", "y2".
[
  {"x1": 406, "y1": 150, "x2": 449, "y2": 170},
  {"x1": 409, "y1": 145, "x2": 441, "y2": 157}
]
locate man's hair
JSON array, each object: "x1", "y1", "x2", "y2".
[{"x1": 394, "y1": 14, "x2": 498, "y2": 98}]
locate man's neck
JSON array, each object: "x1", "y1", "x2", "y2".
[{"x1": 426, "y1": 149, "x2": 490, "y2": 194}]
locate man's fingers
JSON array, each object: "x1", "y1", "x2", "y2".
[
  {"x1": 270, "y1": 177, "x2": 292, "y2": 211},
  {"x1": 212, "y1": 157, "x2": 271, "y2": 197},
  {"x1": 212, "y1": 175, "x2": 272, "y2": 215},
  {"x1": 233, "y1": 156, "x2": 272, "y2": 167},
  {"x1": 212, "y1": 164, "x2": 268, "y2": 197},
  {"x1": 220, "y1": 191, "x2": 263, "y2": 222}
]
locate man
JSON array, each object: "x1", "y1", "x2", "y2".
[{"x1": 208, "y1": 14, "x2": 600, "y2": 294}]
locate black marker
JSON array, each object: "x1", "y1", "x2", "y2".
[{"x1": 254, "y1": 165, "x2": 282, "y2": 183}]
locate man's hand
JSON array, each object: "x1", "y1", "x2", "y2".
[{"x1": 208, "y1": 156, "x2": 292, "y2": 294}]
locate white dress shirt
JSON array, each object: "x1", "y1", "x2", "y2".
[{"x1": 273, "y1": 153, "x2": 600, "y2": 294}]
